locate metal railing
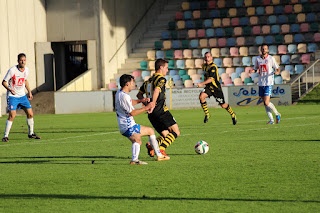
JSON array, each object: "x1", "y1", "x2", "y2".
[{"x1": 290, "y1": 59, "x2": 320, "y2": 103}]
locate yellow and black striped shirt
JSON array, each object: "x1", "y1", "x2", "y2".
[
  {"x1": 138, "y1": 73, "x2": 169, "y2": 115},
  {"x1": 202, "y1": 61, "x2": 221, "y2": 90}
]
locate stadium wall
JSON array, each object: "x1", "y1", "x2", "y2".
[
  {"x1": 0, "y1": 0, "x2": 47, "y2": 116},
  {"x1": 46, "y1": 0, "x2": 167, "y2": 88},
  {"x1": 54, "y1": 85, "x2": 291, "y2": 114},
  {"x1": 101, "y1": 0, "x2": 168, "y2": 87}
]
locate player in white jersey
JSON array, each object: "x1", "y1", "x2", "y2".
[
  {"x1": 253, "y1": 44, "x2": 281, "y2": 124},
  {"x1": 115, "y1": 74, "x2": 169, "y2": 165},
  {"x1": 2, "y1": 53, "x2": 41, "y2": 142}
]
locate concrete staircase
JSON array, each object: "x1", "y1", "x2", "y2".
[{"x1": 109, "y1": 0, "x2": 183, "y2": 83}]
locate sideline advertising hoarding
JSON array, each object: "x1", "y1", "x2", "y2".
[{"x1": 227, "y1": 85, "x2": 292, "y2": 107}]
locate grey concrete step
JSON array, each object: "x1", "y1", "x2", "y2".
[
  {"x1": 116, "y1": 70, "x2": 137, "y2": 77},
  {"x1": 142, "y1": 38, "x2": 159, "y2": 43},
  {"x1": 157, "y1": 13, "x2": 175, "y2": 20},
  {"x1": 143, "y1": 32, "x2": 162, "y2": 39},
  {"x1": 121, "y1": 62, "x2": 141, "y2": 69},
  {"x1": 125, "y1": 57, "x2": 145, "y2": 63},
  {"x1": 148, "y1": 25, "x2": 167, "y2": 31},
  {"x1": 164, "y1": 4, "x2": 181, "y2": 10},
  {"x1": 133, "y1": 48, "x2": 152, "y2": 53},
  {"x1": 129, "y1": 52, "x2": 147, "y2": 58},
  {"x1": 136, "y1": 42, "x2": 155, "y2": 49}
]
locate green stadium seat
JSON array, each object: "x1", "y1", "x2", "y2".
[
  {"x1": 168, "y1": 60, "x2": 175, "y2": 69},
  {"x1": 154, "y1": 41, "x2": 163, "y2": 50},
  {"x1": 244, "y1": 77, "x2": 253, "y2": 85},
  {"x1": 168, "y1": 21, "x2": 176, "y2": 30},
  {"x1": 179, "y1": 69, "x2": 187, "y2": 77},
  {"x1": 140, "y1": 61, "x2": 148, "y2": 70},
  {"x1": 181, "y1": 74, "x2": 191, "y2": 83},
  {"x1": 165, "y1": 50, "x2": 174, "y2": 59}
]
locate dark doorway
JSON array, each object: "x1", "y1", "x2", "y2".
[{"x1": 51, "y1": 42, "x2": 88, "y2": 90}]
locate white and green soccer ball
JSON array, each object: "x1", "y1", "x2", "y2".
[{"x1": 195, "y1": 141, "x2": 209, "y2": 155}]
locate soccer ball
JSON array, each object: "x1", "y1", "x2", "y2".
[{"x1": 195, "y1": 141, "x2": 209, "y2": 155}]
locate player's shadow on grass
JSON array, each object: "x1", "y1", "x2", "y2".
[
  {"x1": 0, "y1": 194, "x2": 319, "y2": 203},
  {"x1": 0, "y1": 156, "x2": 128, "y2": 164},
  {"x1": 169, "y1": 154, "x2": 196, "y2": 156},
  {"x1": 10, "y1": 130, "x2": 114, "y2": 134}
]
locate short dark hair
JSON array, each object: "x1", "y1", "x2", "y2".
[
  {"x1": 261, "y1": 43, "x2": 268, "y2": 48},
  {"x1": 119, "y1": 74, "x2": 134, "y2": 88},
  {"x1": 155, "y1": 59, "x2": 168, "y2": 71},
  {"x1": 204, "y1": 52, "x2": 211, "y2": 56},
  {"x1": 18, "y1": 53, "x2": 26, "y2": 61}
]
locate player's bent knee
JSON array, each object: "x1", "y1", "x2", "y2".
[
  {"x1": 221, "y1": 103, "x2": 228, "y2": 108},
  {"x1": 199, "y1": 93, "x2": 206, "y2": 101},
  {"x1": 170, "y1": 129, "x2": 180, "y2": 138}
]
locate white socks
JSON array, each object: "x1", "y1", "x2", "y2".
[
  {"x1": 149, "y1": 135, "x2": 163, "y2": 157},
  {"x1": 4, "y1": 118, "x2": 35, "y2": 138},
  {"x1": 265, "y1": 105, "x2": 274, "y2": 122},
  {"x1": 267, "y1": 102, "x2": 279, "y2": 116},
  {"x1": 131, "y1": 142, "x2": 140, "y2": 161},
  {"x1": 4, "y1": 120, "x2": 13, "y2": 138},
  {"x1": 27, "y1": 118, "x2": 34, "y2": 135}
]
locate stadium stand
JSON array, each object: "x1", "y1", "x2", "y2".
[{"x1": 111, "y1": 0, "x2": 320, "y2": 88}]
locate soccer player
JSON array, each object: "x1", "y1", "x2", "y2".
[
  {"x1": 115, "y1": 74, "x2": 169, "y2": 165},
  {"x1": 137, "y1": 59, "x2": 180, "y2": 158},
  {"x1": 253, "y1": 44, "x2": 281, "y2": 124},
  {"x1": 2, "y1": 53, "x2": 41, "y2": 142},
  {"x1": 196, "y1": 52, "x2": 237, "y2": 125}
]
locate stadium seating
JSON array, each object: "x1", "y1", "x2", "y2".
[
  {"x1": 281, "y1": 70, "x2": 291, "y2": 81},
  {"x1": 108, "y1": 82, "x2": 118, "y2": 91},
  {"x1": 140, "y1": 61, "x2": 148, "y2": 70},
  {"x1": 244, "y1": 77, "x2": 254, "y2": 85},
  {"x1": 223, "y1": 78, "x2": 233, "y2": 86},
  {"x1": 251, "y1": 72, "x2": 260, "y2": 81},
  {"x1": 130, "y1": 0, "x2": 320, "y2": 90},
  {"x1": 132, "y1": 71, "x2": 141, "y2": 79},
  {"x1": 274, "y1": 75, "x2": 283, "y2": 84},
  {"x1": 234, "y1": 78, "x2": 244, "y2": 86}
]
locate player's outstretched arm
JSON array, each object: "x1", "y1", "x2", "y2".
[
  {"x1": 130, "y1": 102, "x2": 155, "y2": 116},
  {"x1": 132, "y1": 98, "x2": 150, "y2": 106}
]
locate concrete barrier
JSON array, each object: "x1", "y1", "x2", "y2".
[{"x1": 54, "y1": 90, "x2": 113, "y2": 114}]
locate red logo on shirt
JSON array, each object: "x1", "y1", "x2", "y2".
[
  {"x1": 260, "y1": 65, "x2": 267, "y2": 73},
  {"x1": 17, "y1": 78, "x2": 24, "y2": 86}
]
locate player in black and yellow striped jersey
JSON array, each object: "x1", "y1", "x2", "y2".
[
  {"x1": 137, "y1": 59, "x2": 180, "y2": 157},
  {"x1": 196, "y1": 52, "x2": 237, "y2": 125}
]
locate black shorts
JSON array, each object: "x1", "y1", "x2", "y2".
[
  {"x1": 148, "y1": 111, "x2": 176, "y2": 134},
  {"x1": 202, "y1": 87, "x2": 225, "y2": 105}
]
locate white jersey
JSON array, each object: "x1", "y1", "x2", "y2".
[
  {"x1": 254, "y1": 55, "x2": 279, "y2": 86},
  {"x1": 115, "y1": 89, "x2": 136, "y2": 134},
  {"x1": 3, "y1": 65, "x2": 29, "y2": 98}
]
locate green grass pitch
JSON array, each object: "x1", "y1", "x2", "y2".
[{"x1": 0, "y1": 105, "x2": 319, "y2": 212}]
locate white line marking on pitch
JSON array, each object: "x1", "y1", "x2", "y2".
[
  {"x1": 181, "y1": 123, "x2": 318, "y2": 136},
  {"x1": 0, "y1": 116, "x2": 319, "y2": 147}
]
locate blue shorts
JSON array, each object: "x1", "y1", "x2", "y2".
[
  {"x1": 259, "y1": 86, "x2": 273, "y2": 97},
  {"x1": 7, "y1": 95, "x2": 32, "y2": 111},
  {"x1": 122, "y1": 124, "x2": 141, "y2": 138}
]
